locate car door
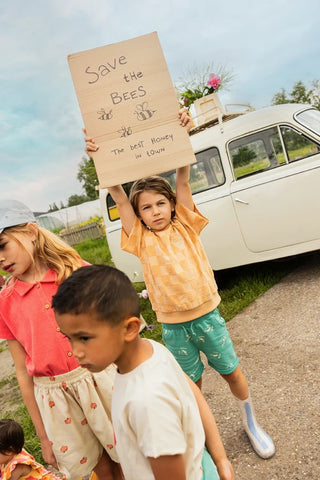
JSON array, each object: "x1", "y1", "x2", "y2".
[{"x1": 229, "y1": 125, "x2": 320, "y2": 253}]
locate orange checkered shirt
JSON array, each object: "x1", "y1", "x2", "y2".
[{"x1": 121, "y1": 203, "x2": 220, "y2": 323}]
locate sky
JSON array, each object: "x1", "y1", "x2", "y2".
[{"x1": 1, "y1": 0, "x2": 319, "y2": 211}]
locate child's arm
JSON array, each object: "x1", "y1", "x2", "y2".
[
  {"x1": 175, "y1": 109, "x2": 195, "y2": 210},
  {"x1": 107, "y1": 185, "x2": 136, "y2": 236},
  {"x1": 10, "y1": 464, "x2": 32, "y2": 480},
  {"x1": 83, "y1": 130, "x2": 136, "y2": 236},
  {"x1": 148, "y1": 454, "x2": 186, "y2": 480},
  {"x1": 175, "y1": 165, "x2": 194, "y2": 211},
  {"x1": 187, "y1": 376, "x2": 234, "y2": 480},
  {"x1": 7, "y1": 340, "x2": 58, "y2": 469}
]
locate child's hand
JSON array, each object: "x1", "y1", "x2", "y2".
[
  {"x1": 178, "y1": 108, "x2": 194, "y2": 133},
  {"x1": 41, "y1": 438, "x2": 59, "y2": 470},
  {"x1": 83, "y1": 128, "x2": 99, "y2": 156},
  {"x1": 216, "y1": 458, "x2": 234, "y2": 480}
]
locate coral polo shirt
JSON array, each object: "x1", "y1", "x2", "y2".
[{"x1": 0, "y1": 269, "x2": 79, "y2": 377}]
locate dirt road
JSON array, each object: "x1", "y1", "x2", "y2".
[
  {"x1": 1, "y1": 252, "x2": 319, "y2": 479},
  {"x1": 202, "y1": 252, "x2": 320, "y2": 479}
]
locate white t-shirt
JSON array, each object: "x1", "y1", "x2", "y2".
[{"x1": 112, "y1": 340, "x2": 205, "y2": 480}]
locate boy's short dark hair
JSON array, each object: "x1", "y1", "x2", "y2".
[
  {"x1": 52, "y1": 265, "x2": 140, "y2": 325},
  {"x1": 0, "y1": 419, "x2": 24, "y2": 454}
]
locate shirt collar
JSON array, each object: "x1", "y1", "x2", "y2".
[{"x1": 13, "y1": 269, "x2": 58, "y2": 296}]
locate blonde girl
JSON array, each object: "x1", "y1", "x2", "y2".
[
  {"x1": 84, "y1": 109, "x2": 275, "y2": 460},
  {"x1": 0, "y1": 199, "x2": 122, "y2": 480}
]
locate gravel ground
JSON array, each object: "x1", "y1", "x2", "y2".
[
  {"x1": 202, "y1": 251, "x2": 320, "y2": 479},
  {"x1": 1, "y1": 252, "x2": 319, "y2": 479}
]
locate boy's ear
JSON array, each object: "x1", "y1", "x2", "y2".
[{"x1": 124, "y1": 316, "x2": 141, "y2": 341}]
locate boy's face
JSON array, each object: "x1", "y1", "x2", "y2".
[
  {"x1": 56, "y1": 311, "x2": 126, "y2": 373},
  {"x1": 137, "y1": 190, "x2": 174, "y2": 231}
]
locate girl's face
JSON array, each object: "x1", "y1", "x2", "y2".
[
  {"x1": 0, "y1": 229, "x2": 37, "y2": 283},
  {"x1": 137, "y1": 190, "x2": 174, "y2": 231}
]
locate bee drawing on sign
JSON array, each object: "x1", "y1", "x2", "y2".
[
  {"x1": 118, "y1": 126, "x2": 133, "y2": 138},
  {"x1": 97, "y1": 108, "x2": 113, "y2": 120},
  {"x1": 134, "y1": 102, "x2": 156, "y2": 121}
]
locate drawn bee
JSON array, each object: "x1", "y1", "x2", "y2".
[
  {"x1": 134, "y1": 102, "x2": 156, "y2": 121},
  {"x1": 117, "y1": 126, "x2": 133, "y2": 138},
  {"x1": 97, "y1": 108, "x2": 113, "y2": 120}
]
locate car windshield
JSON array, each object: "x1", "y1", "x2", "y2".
[{"x1": 295, "y1": 108, "x2": 320, "y2": 136}]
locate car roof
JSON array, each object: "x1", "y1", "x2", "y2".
[{"x1": 190, "y1": 103, "x2": 313, "y2": 152}]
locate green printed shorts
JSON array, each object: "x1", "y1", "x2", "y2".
[
  {"x1": 162, "y1": 308, "x2": 239, "y2": 382},
  {"x1": 202, "y1": 448, "x2": 219, "y2": 480}
]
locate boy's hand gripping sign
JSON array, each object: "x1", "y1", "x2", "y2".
[{"x1": 68, "y1": 32, "x2": 195, "y2": 187}]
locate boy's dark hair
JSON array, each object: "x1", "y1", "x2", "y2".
[
  {"x1": 0, "y1": 419, "x2": 24, "y2": 454},
  {"x1": 52, "y1": 265, "x2": 140, "y2": 325}
]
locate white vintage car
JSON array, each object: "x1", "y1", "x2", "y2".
[{"x1": 99, "y1": 103, "x2": 320, "y2": 282}]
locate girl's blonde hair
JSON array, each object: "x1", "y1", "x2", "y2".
[
  {"x1": 129, "y1": 176, "x2": 176, "y2": 217},
  {"x1": 4, "y1": 223, "x2": 82, "y2": 284}
]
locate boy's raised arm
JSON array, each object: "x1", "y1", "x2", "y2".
[
  {"x1": 107, "y1": 185, "x2": 136, "y2": 236},
  {"x1": 175, "y1": 165, "x2": 194, "y2": 211},
  {"x1": 83, "y1": 129, "x2": 136, "y2": 236},
  {"x1": 175, "y1": 108, "x2": 194, "y2": 210}
]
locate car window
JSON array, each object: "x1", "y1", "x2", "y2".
[
  {"x1": 280, "y1": 125, "x2": 320, "y2": 162},
  {"x1": 106, "y1": 147, "x2": 225, "y2": 221},
  {"x1": 295, "y1": 108, "x2": 320, "y2": 136},
  {"x1": 229, "y1": 127, "x2": 286, "y2": 179},
  {"x1": 191, "y1": 147, "x2": 225, "y2": 191}
]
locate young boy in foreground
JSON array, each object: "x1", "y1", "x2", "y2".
[{"x1": 52, "y1": 265, "x2": 233, "y2": 480}]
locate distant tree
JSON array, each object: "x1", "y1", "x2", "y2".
[
  {"x1": 48, "y1": 202, "x2": 59, "y2": 212},
  {"x1": 60, "y1": 201, "x2": 66, "y2": 209},
  {"x1": 77, "y1": 156, "x2": 99, "y2": 200},
  {"x1": 272, "y1": 80, "x2": 320, "y2": 110},
  {"x1": 232, "y1": 146, "x2": 257, "y2": 168},
  {"x1": 67, "y1": 194, "x2": 89, "y2": 207}
]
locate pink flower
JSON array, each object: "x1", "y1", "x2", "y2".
[
  {"x1": 140, "y1": 289, "x2": 148, "y2": 299},
  {"x1": 207, "y1": 74, "x2": 221, "y2": 90}
]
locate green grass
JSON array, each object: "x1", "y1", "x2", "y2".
[
  {"x1": 134, "y1": 257, "x2": 300, "y2": 341},
  {"x1": 216, "y1": 258, "x2": 302, "y2": 320},
  {"x1": 74, "y1": 237, "x2": 114, "y2": 265},
  {"x1": 74, "y1": 236, "x2": 302, "y2": 341},
  {"x1": 1, "y1": 235, "x2": 303, "y2": 465}
]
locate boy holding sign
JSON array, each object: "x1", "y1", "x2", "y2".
[{"x1": 84, "y1": 109, "x2": 275, "y2": 460}]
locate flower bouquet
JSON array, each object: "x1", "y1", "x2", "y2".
[
  {"x1": 176, "y1": 65, "x2": 234, "y2": 125},
  {"x1": 180, "y1": 73, "x2": 221, "y2": 108}
]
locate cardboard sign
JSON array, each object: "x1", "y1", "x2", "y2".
[{"x1": 68, "y1": 32, "x2": 195, "y2": 187}]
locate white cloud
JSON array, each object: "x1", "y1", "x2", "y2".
[{"x1": 1, "y1": 0, "x2": 320, "y2": 210}]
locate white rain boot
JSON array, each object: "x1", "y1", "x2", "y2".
[{"x1": 237, "y1": 394, "x2": 275, "y2": 459}]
